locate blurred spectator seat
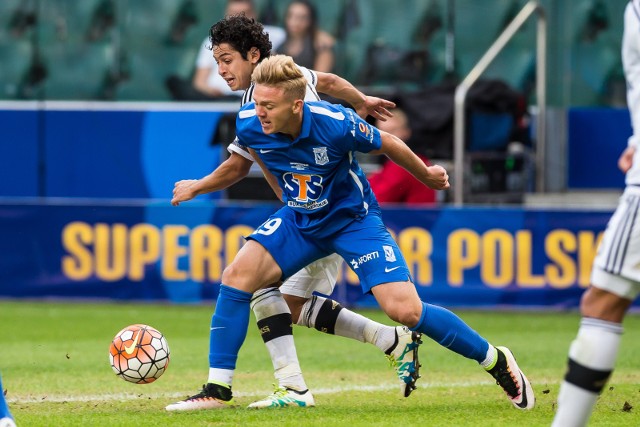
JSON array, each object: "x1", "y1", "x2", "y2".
[
  {"x1": 4, "y1": 0, "x2": 37, "y2": 39},
  {"x1": 36, "y1": 0, "x2": 116, "y2": 100},
  {"x1": 122, "y1": 0, "x2": 184, "y2": 46},
  {"x1": 115, "y1": 48, "x2": 198, "y2": 101},
  {"x1": 43, "y1": 42, "x2": 116, "y2": 100},
  {"x1": 41, "y1": 0, "x2": 115, "y2": 43},
  {"x1": 116, "y1": 0, "x2": 204, "y2": 100},
  {"x1": 306, "y1": 0, "x2": 345, "y2": 38},
  {"x1": 189, "y1": 0, "x2": 227, "y2": 41},
  {"x1": 2, "y1": 0, "x2": 115, "y2": 100},
  {"x1": 334, "y1": 0, "x2": 376, "y2": 83},
  {"x1": 454, "y1": 0, "x2": 522, "y2": 80},
  {"x1": 0, "y1": 41, "x2": 33, "y2": 99},
  {"x1": 0, "y1": 0, "x2": 35, "y2": 98},
  {"x1": 569, "y1": 0, "x2": 625, "y2": 106},
  {"x1": 571, "y1": 41, "x2": 620, "y2": 106},
  {"x1": 359, "y1": 0, "x2": 436, "y2": 88}
]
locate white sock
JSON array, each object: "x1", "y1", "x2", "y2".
[
  {"x1": 251, "y1": 288, "x2": 308, "y2": 391},
  {"x1": 298, "y1": 295, "x2": 396, "y2": 352},
  {"x1": 553, "y1": 382, "x2": 599, "y2": 427},
  {"x1": 365, "y1": 321, "x2": 397, "y2": 353},
  {"x1": 552, "y1": 317, "x2": 623, "y2": 427},
  {"x1": 265, "y1": 336, "x2": 307, "y2": 390},
  {"x1": 208, "y1": 368, "x2": 234, "y2": 387},
  {"x1": 480, "y1": 345, "x2": 498, "y2": 370}
]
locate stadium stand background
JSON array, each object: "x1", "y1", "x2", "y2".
[
  {"x1": 0, "y1": 0, "x2": 626, "y2": 107},
  {"x1": 0, "y1": 0, "x2": 631, "y2": 200}
]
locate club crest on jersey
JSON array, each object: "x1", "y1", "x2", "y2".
[
  {"x1": 383, "y1": 245, "x2": 396, "y2": 262},
  {"x1": 313, "y1": 147, "x2": 329, "y2": 165}
]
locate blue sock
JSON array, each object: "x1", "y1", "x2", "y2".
[
  {"x1": 0, "y1": 373, "x2": 13, "y2": 420},
  {"x1": 209, "y1": 285, "x2": 253, "y2": 370},
  {"x1": 411, "y1": 302, "x2": 489, "y2": 362}
]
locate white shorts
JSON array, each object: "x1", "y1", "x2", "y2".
[
  {"x1": 591, "y1": 186, "x2": 640, "y2": 300},
  {"x1": 279, "y1": 253, "x2": 342, "y2": 299}
]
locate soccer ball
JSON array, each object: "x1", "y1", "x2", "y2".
[{"x1": 109, "y1": 324, "x2": 170, "y2": 384}]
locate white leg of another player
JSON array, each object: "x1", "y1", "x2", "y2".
[
  {"x1": 297, "y1": 295, "x2": 397, "y2": 353},
  {"x1": 251, "y1": 287, "x2": 309, "y2": 392},
  {"x1": 552, "y1": 318, "x2": 623, "y2": 427}
]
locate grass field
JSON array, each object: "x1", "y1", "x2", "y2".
[{"x1": 1, "y1": 301, "x2": 639, "y2": 426}]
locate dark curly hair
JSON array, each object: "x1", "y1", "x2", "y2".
[{"x1": 208, "y1": 15, "x2": 272, "y2": 61}]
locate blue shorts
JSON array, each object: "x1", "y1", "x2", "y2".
[{"x1": 247, "y1": 207, "x2": 411, "y2": 294}]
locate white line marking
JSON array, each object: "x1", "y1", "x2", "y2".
[{"x1": 7, "y1": 381, "x2": 495, "y2": 404}]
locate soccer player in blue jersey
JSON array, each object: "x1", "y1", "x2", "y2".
[
  {"x1": 166, "y1": 54, "x2": 535, "y2": 412},
  {"x1": 0, "y1": 373, "x2": 16, "y2": 427},
  {"x1": 170, "y1": 15, "x2": 421, "y2": 409}
]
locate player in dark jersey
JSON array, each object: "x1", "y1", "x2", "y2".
[{"x1": 553, "y1": 2, "x2": 640, "y2": 425}]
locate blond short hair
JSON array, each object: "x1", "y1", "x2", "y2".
[{"x1": 252, "y1": 55, "x2": 307, "y2": 101}]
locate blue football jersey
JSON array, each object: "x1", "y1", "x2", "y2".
[{"x1": 236, "y1": 100, "x2": 382, "y2": 236}]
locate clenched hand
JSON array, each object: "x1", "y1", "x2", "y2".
[{"x1": 425, "y1": 165, "x2": 450, "y2": 190}]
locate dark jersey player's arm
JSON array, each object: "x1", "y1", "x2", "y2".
[
  {"x1": 171, "y1": 152, "x2": 252, "y2": 206},
  {"x1": 314, "y1": 71, "x2": 395, "y2": 121}
]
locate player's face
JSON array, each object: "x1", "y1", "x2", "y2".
[
  {"x1": 253, "y1": 84, "x2": 302, "y2": 136},
  {"x1": 213, "y1": 43, "x2": 258, "y2": 91}
]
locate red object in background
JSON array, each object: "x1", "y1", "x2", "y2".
[{"x1": 368, "y1": 154, "x2": 437, "y2": 205}]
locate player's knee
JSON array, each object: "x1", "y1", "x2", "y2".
[
  {"x1": 221, "y1": 262, "x2": 253, "y2": 290},
  {"x1": 386, "y1": 305, "x2": 421, "y2": 328},
  {"x1": 399, "y1": 310, "x2": 422, "y2": 328},
  {"x1": 580, "y1": 287, "x2": 629, "y2": 322},
  {"x1": 580, "y1": 287, "x2": 599, "y2": 315}
]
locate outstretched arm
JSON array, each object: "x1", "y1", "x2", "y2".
[
  {"x1": 371, "y1": 131, "x2": 450, "y2": 190},
  {"x1": 315, "y1": 71, "x2": 395, "y2": 121},
  {"x1": 171, "y1": 152, "x2": 252, "y2": 206}
]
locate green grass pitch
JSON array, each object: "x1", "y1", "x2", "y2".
[{"x1": 1, "y1": 301, "x2": 638, "y2": 426}]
